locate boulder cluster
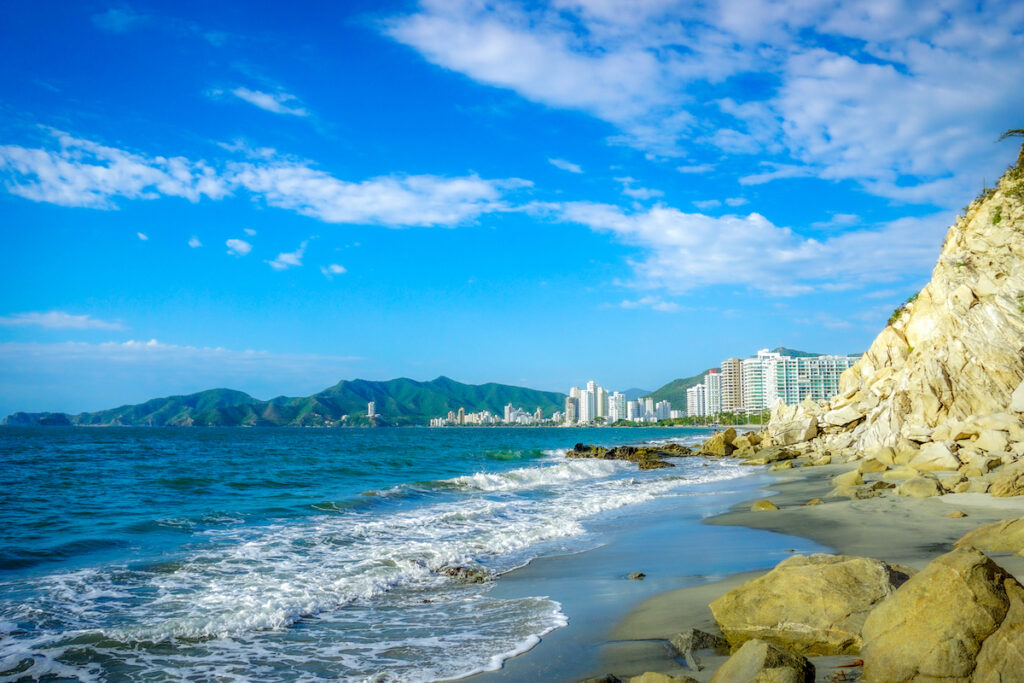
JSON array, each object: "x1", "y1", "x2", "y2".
[{"x1": 566, "y1": 442, "x2": 693, "y2": 470}]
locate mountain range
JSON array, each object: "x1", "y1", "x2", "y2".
[{"x1": 2, "y1": 376, "x2": 567, "y2": 427}]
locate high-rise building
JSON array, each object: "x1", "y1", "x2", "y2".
[
  {"x1": 763, "y1": 354, "x2": 860, "y2": 406},
  {"x1": 596, "y1": 386, "x2": 608, "y2": 419},
  {"x1": 504, "y1": 403, "x2": 514, "y2": 423},
  {"x1": 720, "y1": 357, "x2": 744, "y2": 413},
  {"x1": 457, "y1": 407, "x2": 466, "y2": 424},
  {"x1": 367, "y1": 401, "x2": 376, "y2": 417},
  {"x1": 704, "y1": 369, "x2": 722, "y2": 416},
  {"x1": 570, "y1": 386, "x2": 581, "y2": 400},
  {"x1": 608, "y1": 392, "x2": 626, "y2": 422},
  {"x1": 564, "y1": 396, "x2": 578, "y2": 424},
  {"x1": 686, "y1": 384, "x2": 706, "y2": 417},
  {"x1": 578, "y1": 388, "x2": 596, "y2": 423},
  {"x1": 627, "y1": 400, "x2": 640, "y2": 421},
  {"x1": 655, "y1": 400, "x2": 671, "y2": 421},
  {"x1": 742, "y1": 349, "x2": 781, "y2": 411},
  {"x1": 644, "y1": 397, "x2": 654, "y2": 418},
  {"x1": 535, "y1": 407, "x2": 543, "y2": 422}
]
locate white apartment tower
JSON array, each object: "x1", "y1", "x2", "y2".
[
  {"x1": 742, "y1": 349, "x2": 781, "y2": 411},
  {"x1": 367, "y1": 401, "x2": 376, "y2": 417},
  {"x1": 686, "y1": 384, "x2": 706, "y2": 417},
  {"x1": 608, "y1": 392, "x2": 626, "y2": 422},
  {"x1": 704, "y1": 369, "x2": 722, "y2": 416},
  {"x1": 596, "y1": 386, "x2": 608, "y2": 419}
]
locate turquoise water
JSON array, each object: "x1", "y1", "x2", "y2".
[{"x1": 0, "y1": 426, "x2": 757, "y2": 681}]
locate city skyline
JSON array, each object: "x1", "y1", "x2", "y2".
[{"x1": 2, "y1": 1, "x2": 1023, "y2": 418}]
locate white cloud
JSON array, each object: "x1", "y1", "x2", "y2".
[
  {"x1": 615, "y1": 176, "x2": 663, "y2": 200},
  {"x1": 692, "y1": 199, "x2": 721, "y2": 210},
  {"x1": 229, "y1": 87, "x2": 309, "y2": 117},
  {"x1": 188, "y1": 236, "x2": 202, "y2": 248},
  {"x1": 548, "y1": 157, "x2": 583, "y2": 173},
  {"x1": 384, "y1": 0, "x2": 1024, "y2": 204},
  {"x1": 618, "y1": 296, "x2": 682, "y2": 312},
  {"x1": 321, "y1": 264, "x2": 347, "y2": 279},
  {"x1": 676, "y1": 163, "x2": 715, "y2": 174},
  {"x1": 0, "y1": 311, "x2": 124, "y2": 330},
  {"x1": 724, "y1": 197, "x2": 748, "y2": 207},
  {"x1": 267, "y1": 240, "x2": 308, "y2": 271},
  {"x1": 137, "y1": 231, "x2": 148, "y2": 241},
  {"x1": 0, "y1": 129, "x2": 229, "y2": 208},
  {"x1": 554, "y1": 201, "x2": 951, "y2": 295},
  {"x1": 0, "y1": 131, "x2": 526, "y2": 228},
  {"x1": 226, "y1": 238, "x2": 252, "y2": 256},
  {"x1": 811, "y1": 213, "x2": 860, "y2": 230},
  {"x1": 243, "y1": 228, "x2": 257, "y2": 236}
]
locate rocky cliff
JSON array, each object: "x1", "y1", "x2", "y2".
[{"x1": 764, "y1": 143, "x2": 1024, "y2": 465}]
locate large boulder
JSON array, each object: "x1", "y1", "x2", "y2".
[
  {"x1": 628, "y1": 674, "x2": 698, "y2": 683},
  {"x1": 860, "y1": 547, "x2": 1024, "y2": 682},
  {"x1": 896, "y1": 476, "x2": 944, "y2": 498},
  {"x1": 908, "y1": 441, "x2": 961, "y2": 472},
  {"x1": 709, "y1": 639, "x2": 814, "y2": 683},
  {"x1": 709, "y1": 554, "x2": 911, "y2": 656},
  {"x1": 1011, "y1": 379, "x2": 1024, "y2": 413},
  {"x1": 701, "y1": 428, "x2": 737, "y2": 456},
  {"x1": 955, "y1": 517, "x2": 1024, "y2": 553},
  {"x1": 769, "y1": 416, "x2": 818, "y2": 447},
  {"x1": 989, "y1": 460, "x2": 1024, "y2": 497}
]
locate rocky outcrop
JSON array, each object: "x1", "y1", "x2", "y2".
[
  {"x1": 628, "y1": 673, "x2": 698, "y2": 683},
  {"x1": 670, "y1": 628, "x2": 728, "y2": 672},
  {"x1": 757, "y1": 148, "x2": 1024, "y2": 462},
  {"x1": 566, "y1": 443, "x2": 691, "y2": 469},
  {"x1": 955, "y1": 517, "x2": 1024, "y2": 553},
  {"x1": 709, "y1": 639, "x2": 814, "y2": 683},
  {"x1": 709, "y1": 554, "x2": 911, "y2": 656},
  {"x1": 860, "y1": 547, "x2": 1024, "y2": 682},
  {"x1": 700, "y1": 428, "x2": 737, "y2": 456}
]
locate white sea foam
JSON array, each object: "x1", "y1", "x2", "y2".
[{"x1": 1, "y1": 456, "x2": 750, "y2": 681}]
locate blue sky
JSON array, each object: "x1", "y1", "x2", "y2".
[{"x1": 2, "y1": 0, "x2": 1023, "y2": 415}]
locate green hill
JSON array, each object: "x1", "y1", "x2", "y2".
[{"x1": 3, "y1": 376, "x2": 567, "y2": 427}]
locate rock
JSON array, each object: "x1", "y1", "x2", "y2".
[
  {"x1": 439, "y1": 565, "x2": 490, "y2": 583},
  {"x1": 896, "y1": 476, "x2": 944, "y2": 498},
  {"x1": 1011, "y1": 378, "x2": 1024, "y2": 413},
  {"x1": 627, "y1": 571, "x2": 646, "y2": 580},
  {"x1": 751, "y1": 499, "x2": 779, "y2": 511},
  {"x1": 975, "y1": 428, "x2": 1010, "y2": 454},
  {"x1": 857, "y1": 458, "x2": 889, "y2": 474},
  {"x1": 567, "y1": 443, "x2": 684, "y2": 470},
  {"x1": 823, "y1": 404, "x2": 864, "y2": 427},
  {"x1": 832, "y1": 469, "x2": 864, "y2": 487},
  {"x1": 670, "y1": 628, "x2": 728, "y2": 671},
  {"x1": 861, "y1": 547, "x2": 1024, "y2": 682},
  {"x1": 709, "y1": 639, "x2": 814, "y2": 683},
  {"x1": 809, "y1": 454, "x2": 832, "y2": 466},
  {"x1": 989, "y1": 460, "x2": 1024, "y2": 497},
  {"x1": 753, "y1": 444, "x2": 799, "y2": 463},
  {"x1": 709, "y1": 554, "x2": 911, "y2": 656},
  {"x1": 769, "y1": 416, "x2": 818, "y2": 447},
  {"x1": 638, "y1": 459, "x2": 673, "y2": 470},
  {"x1": 947, "y1": 510, "x2": 968, "y2": 518},
  {"x1": 580, "y1": 676, "x2": 622, "y2": 683},
  {"x1": 700, "y1": 428, "x2": 737, "y2": 456},
  {"x1": 805, "y1": 498, "x2": 825, "y2": 506},
  {"x1": 881, "y1": 465, "x2": 919, "y2": 480},
  {"x1": 908, "y1": 441, "x2": 961, "y2": 472},
  {"x1": 955, "y1": 517, "x2": 1024, "y2": 552},
  {"x1": 628, "y1": 674, "x2": 698, "y2": 683},
  {"x1": 770, "y1": 461, "x2": 793, "y2": 471}
]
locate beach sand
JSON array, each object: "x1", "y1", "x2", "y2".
[{"x1": 601, "y1": 461, "x2": 1024, "y2": 682}]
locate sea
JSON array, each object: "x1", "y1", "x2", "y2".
[{"x1": 0, "y1": 426, "x2": 823, "y2": 682}]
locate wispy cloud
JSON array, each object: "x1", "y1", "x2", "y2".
[
  {"x1": 552, "y1": 202, "x2": 951, "y2": 295},
  {"x1": 228, "y1": 87, "x2": 309, "y2": 117},
  {"x1": 267, "y1": 240, "x2": 308, "y2": 270},
  {"x1": 226, "y1": 238, "x2": 252, "y2": 257},
  {"x1": 321, "y1": 264, "x2": 347, "y2": 279},
  {"x1": 91, "y1": 8, "x2": 146, "y2": 33},
  {"x1": 676, "y1": 163, "x2": 715, "y2": 175},
  {"x1": 618, "y1": 296, "x2": 682, "y2": 313},
  {"x1": 724, "y1": 197, "x2": 748, "y2": 207},
  {"x1": 0, "y1": 311, "x2": 125, "y2": 330},
  {"x1": 692, "y1": 199, "x2": 721, "y2": 210},
  {"x1": 615, "y1": 176, "x2": 663, "y2": 200},
  {"x1": 548, "y1": 157, "x2": 582, "y2": 173},
  {"x1": 0, "y1": 130, "x2": 529, "y2": 228},
  {"x1": 137, "y1": 231, "x2": 148, "y2": 241},
  {"x1": 188, "y1": 236, "x2": 202, "y2": 248}
]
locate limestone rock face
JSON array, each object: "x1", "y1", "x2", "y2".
[
  {"x1": 763, "y1": 152, "x2": 1024, "y2": 453},
  {"x1": 989, "y1": 460, "x2": 1024, "y2": 497},
  {"x1": 700, "y1": 428, "x2": 737, "y2": 456},
  {"x1": 709, "y1": 554, "x2": 910, "y2": 656},
  {"x1": 709, "y1": 639, "x2": 814, "y2": 683},
  {"x1": 955, "y1": 517, "x2": 1024, "y2": 552},
  {"x1": 860, "y1": 547, "x2": 1022, "y2": 682}
]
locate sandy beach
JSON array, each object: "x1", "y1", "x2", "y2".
[{"x1": 600, "y1": 461, "x2": 1024, "y2": 681}]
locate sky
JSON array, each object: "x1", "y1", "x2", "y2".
[{"x1": 1, "y1": 0, "x2": 1023, "y2": 416}]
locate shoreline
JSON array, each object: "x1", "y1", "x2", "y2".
[{"x1": 599, "y1": 461, "x2": 1024, "y2": 681}]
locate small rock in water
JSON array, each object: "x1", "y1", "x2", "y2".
[
  {"x1": 947, "y1": 510, "x2": 968, "y2": 518},
  {"x1": 438, "y1": 565, "x2": 490, "y2": 583},
  {"x1": 805, "y1": 498, "x2": 825, "y2": 506},
  {"x1": 751, "y1": 499, "x2": 779, "y2": 511},
  {"x1": 627, "y1": 571, "x2": 646, "y2": 580}
]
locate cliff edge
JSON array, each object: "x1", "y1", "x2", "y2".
[{"x1": 764, "y1": 142, "x2": 1024, "y2": 464}]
